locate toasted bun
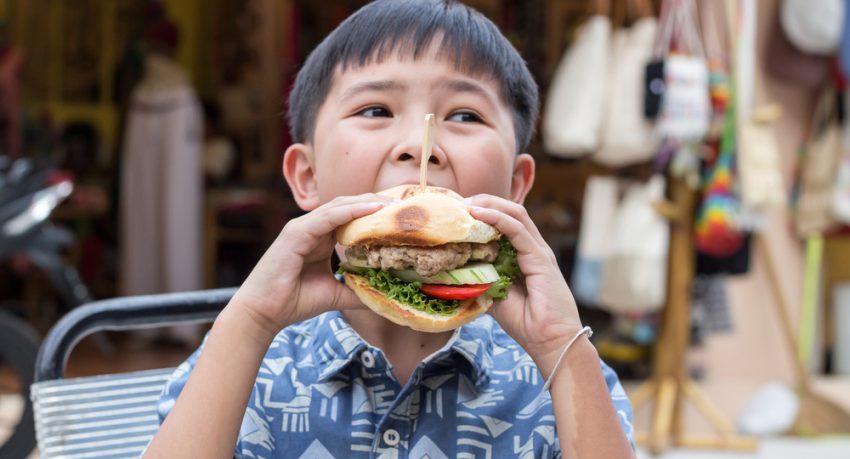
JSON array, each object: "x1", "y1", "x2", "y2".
[
  {"x1": 344, "y1": 272, "x2": 493, "y2": 332},
  {"x1": 336, "y1": 185, "x2": 499, "y2": 247}
]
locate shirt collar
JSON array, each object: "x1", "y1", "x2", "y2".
[{"x1": 311, "y1": 311, "x2": 495, "y2": 387}]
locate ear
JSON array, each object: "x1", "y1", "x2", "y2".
[
  {"x1": 509, "y1": 153, "x2": 535, "y2": 204},
  {"x1": 282, "y1": 142, "x2": 320, "y2": 211}
]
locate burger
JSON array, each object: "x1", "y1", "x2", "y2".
[{"x1": 335, "y1": 185, "x2": 520, "y2": 332}]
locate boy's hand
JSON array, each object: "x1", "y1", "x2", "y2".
[
  {"x1": 466, "y1": 195, "x2": 586, "y2": 377},
  {"x1": 230, "y1": 194, "x2": 394, "y2": 342}
]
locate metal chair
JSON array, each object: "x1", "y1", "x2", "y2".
[{"x1": 31, "y1": 288, "x2": 237, "y2": 458}]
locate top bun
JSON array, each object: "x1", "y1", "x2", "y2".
[{"x1": 336, "y1": 185, "x2": 499, "y2": 247}]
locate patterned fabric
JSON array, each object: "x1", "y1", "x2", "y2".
[{"x1": 158, "y1": 312, "x2": 635, "y2": 458}]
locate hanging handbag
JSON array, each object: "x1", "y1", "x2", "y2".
[
  {"x1": 781, "y1": 0, "x2": 843, "y2": 56},
  {"x1": 595, "y1": 0, "x2": 659, "y2": 167},
  {"x1": 695, "y1": 85, "x2": 745, "y2": 257},
  {"x1": 597, "y1": 175, "x2": 670, "y2": 313},
  {"x1": 571, "y1": 175, "x2": 618, "y2": 306},
  {"x1": 738, "y1": 112, "x2": 786, "y2": 210},
  {"x1": 737, "y1": 15, "x2": 786, "y2": 212},
  {"x1": 543, "y1": 10, "x2": 611, "y2": 157},
  {"x1": 652, "y1": 0, "x2": 711, "y2": 142},
  {"x1": 796, "y1": 88, "x2": 844, "y2": 236},
  {"x1": 835, "y1": 89, "x2": 850, "y2": 223}
]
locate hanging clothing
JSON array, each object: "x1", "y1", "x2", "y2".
[{"x1": 120, "y1": 54, "x2": 203, "y2": 295}]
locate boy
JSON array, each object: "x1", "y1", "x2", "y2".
[{"x1": 146, "y1": 1, "x2": 635, "y2": 457}]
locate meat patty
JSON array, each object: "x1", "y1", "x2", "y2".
[{"x1": 345, "y1": 241, "x2": 499, "y2": 277}]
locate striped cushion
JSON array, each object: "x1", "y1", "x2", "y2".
[{"x1": 32, "y1": 368, "x2": 173, "y2": 459}]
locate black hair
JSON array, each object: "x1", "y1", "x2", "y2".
[{"x1": 286, "y1": 0, "x2": 539, "y2": 153}]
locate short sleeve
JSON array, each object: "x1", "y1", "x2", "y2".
[{"x1": 156, "y1": 336, "x2": 274, "y2": 458}]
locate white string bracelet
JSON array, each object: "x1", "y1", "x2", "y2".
[{"x1": 542, "y1": 326, "x2": 593, "y2": 392}]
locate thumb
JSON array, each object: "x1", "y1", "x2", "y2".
[{"x1": 330, "y1": 282, "x2": 367, "y2": 311}]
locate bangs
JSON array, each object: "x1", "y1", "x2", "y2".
[
  {"x1": 336, "y1": 6, "x2": 503, "y2": 81},
  {"x1": 287, "y1": 0, "x2": 538, "y2": 153}
]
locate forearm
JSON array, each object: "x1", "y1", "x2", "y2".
[
  {"x1": 144, "y1": 301, "x2": 281, "y2": 458},
  {"x1": 536, "y1": 338, "x2": 635, "y2": 459}
]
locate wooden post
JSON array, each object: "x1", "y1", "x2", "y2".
[
  {"x1": 650, "y1": 177, "x2": 695, "y2": 453},
  {"x1": 635, "y1": 177, "x2": 757, "y2": 454}
]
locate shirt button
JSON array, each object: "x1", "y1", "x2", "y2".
[
  {"x1": 360, "y1": 350, "x2": 375, "y2": 368},
  {"x1": 383, "y1": 429, "x2": 400, "y2": 446}
]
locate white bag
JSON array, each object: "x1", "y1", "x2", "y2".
[
  {"x1": 597, "y1": 175, "x2": 669, "y2": 313},
  {"x1": 781, "y1": 0, "x2": 843, "y2": 56},
  {"x1": 834, "y1": 151, "x2": 850, "y2": 223},
  {"x1": 571, "y1": 176, "x2": 618, "y2": 305},
  {"x1": 797, "y1": 89, "x2": 843, "y2": 236},
  {"x1": 654, "y1": 0, "x2": 711, "y2": 142},
  {"x1": 835, "y1": 88, "x2": 850, "y2": 224},
  {"x1": 543, "y1": 16, "x2": 611, "y2": 157},
  {"x1": 595, "y1": 17, "x2": 659, "y2": 167},
  {"x1": 655, "y1": 55, "x2": 711, "y2": 141},
  {"x1": 738, "y1": 120, "x2": 786, "y2": 210}
]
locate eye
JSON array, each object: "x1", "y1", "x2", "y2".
[
  {"x1": 447, "y1": 111, "x2": 483, "y2": 123},
  {"x1": 357, "y1": 106, "x2": 392, "y2": 118}
]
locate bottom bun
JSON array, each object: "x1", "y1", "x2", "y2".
[{"x1": 344, "y1": 273, "x2": 493, "y2": 333}]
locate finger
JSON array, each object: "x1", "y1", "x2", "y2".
[
  {"x1": 329, "y1": 281, "x2": 369, "y2": 311},
  {"x1": 289, "y1": 199, "x2": 386, "y2": 244},
  {"x1": 464, "y1": 194, "x2": 546, "y2": 244},
  {"x1": 468, "y1": 206, "x2": 554, "y2": 273},
  {"x1": 307, "y1": 193, "x2": 400, "y2": 234}
]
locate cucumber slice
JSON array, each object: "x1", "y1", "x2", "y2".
[
  {"x1": 339, "y1": 262, "x2": 369, "y2": 275},
  {"x1": 391, "y1": 262, "x2": 499, "y2": 285}
]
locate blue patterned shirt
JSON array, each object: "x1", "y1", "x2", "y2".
[{"x1": 158, "y1": 311, "x2": 634, "y2": 458}]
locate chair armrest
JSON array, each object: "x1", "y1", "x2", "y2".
[{"x1": 35, "y1": 287, "x2": 238, "y2": 382}]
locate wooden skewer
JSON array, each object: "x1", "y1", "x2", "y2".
[{"x1": 420, "y1": 113, "x2": 435, "y2": 192}]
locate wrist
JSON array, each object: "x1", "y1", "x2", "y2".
[
  {"x1": 215, "y1": 298, "x2": 287, "y2": 352},
  {"x1": 532, "y1": 327, "x2": 598, "y2": 381}
]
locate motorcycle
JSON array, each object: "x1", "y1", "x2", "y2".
[{"x1": 0, "y1": 155, "x2": 95, "y2": 458}]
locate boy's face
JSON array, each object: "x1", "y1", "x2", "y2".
[{"x1": 284, "y1": 49, "x2": 534, "y2": 209}]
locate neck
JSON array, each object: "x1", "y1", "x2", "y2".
[{"x1": 342, "y1": 310, "x2": 454, "y2": 385}]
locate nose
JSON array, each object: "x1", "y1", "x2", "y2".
[{"x1": 389, "y1": 122, "x2": 448, "y2": 169}]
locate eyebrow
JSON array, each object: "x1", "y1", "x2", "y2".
[
  {"x1": 436, "y1": 79, "x2": 498, "y2": 109},
  {"x1": 338, "y1": 78, "x2": 498, "y2": 109},
  {"x1": 339, "y1": 80, "x2": 406, "y2": 103}
]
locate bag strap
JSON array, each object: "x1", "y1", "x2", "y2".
[
  {"x1": 700, "y1": 0, "x2": 729, "y2": 65},
  {"x1": 653, "y1": 0, "x2": 677, "y2": 57},
  {"x1": 654, "y1": 0, "x2": 707, "y2": 58},
  {"x1": 679, "y1": 0, "x2": 707, "y2": 57}
]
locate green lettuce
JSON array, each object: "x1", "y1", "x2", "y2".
[
  {"x1": 486, "y1": 239, "x2": 520, "y2": 300},
  {"x1": 338, "y1": 267, "x2": 460, "y2": 315}
]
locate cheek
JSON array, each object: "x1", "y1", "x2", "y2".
[
  {"x1": 452, "y1": 137, "x2": 514, "y2": 197},
  {"x1": 314, "y1": 136, "x2": 385, "y2": 201}
]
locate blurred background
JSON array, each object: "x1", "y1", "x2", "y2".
[{"x1": 0, "y1": 0, "x2": 849, "y2": 457}]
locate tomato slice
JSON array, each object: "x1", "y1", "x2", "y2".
[{"x1": 420, "y1": 283, "x2": 493, "y2": 300}]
